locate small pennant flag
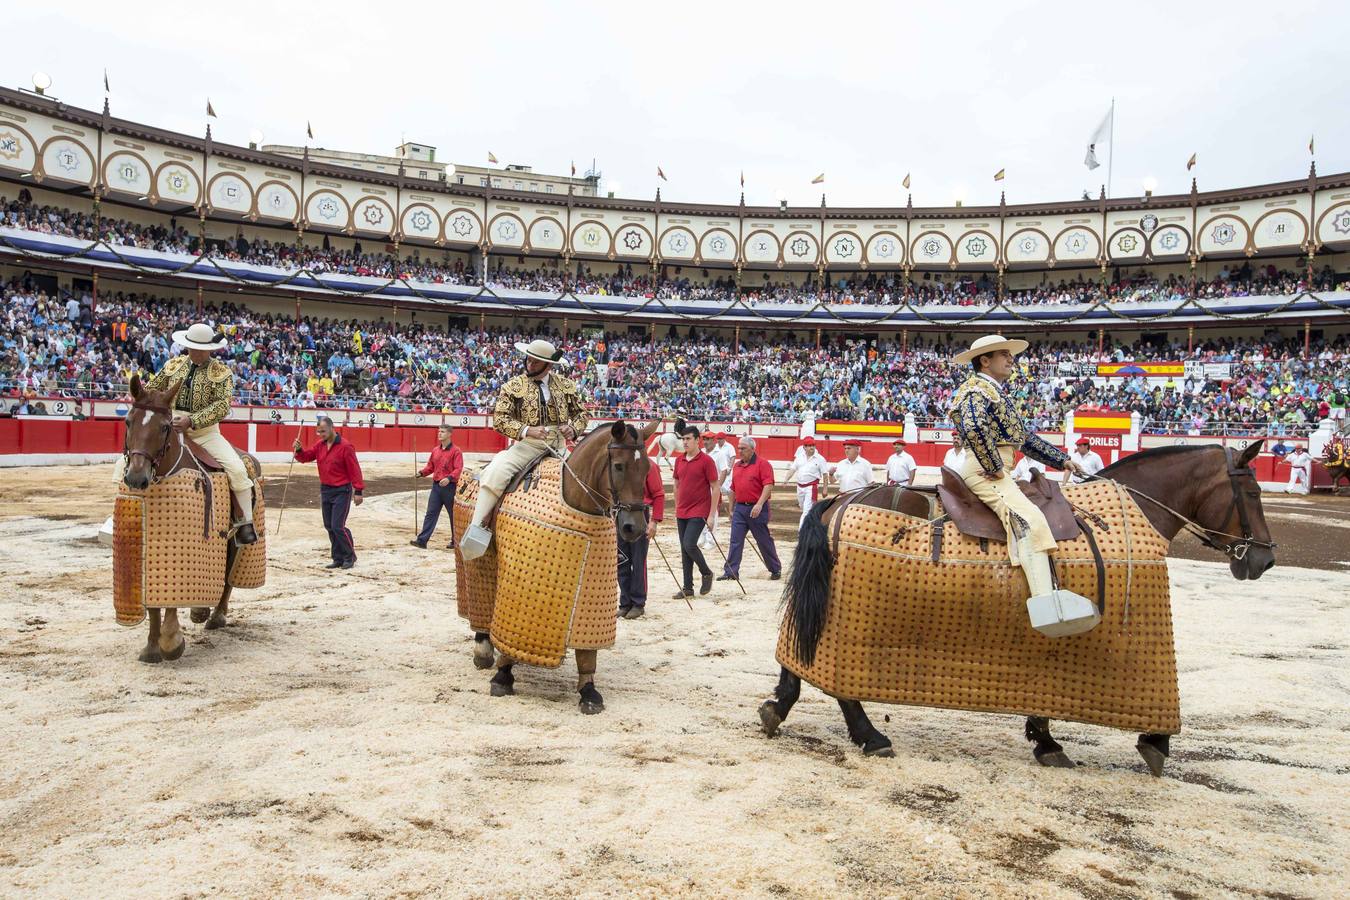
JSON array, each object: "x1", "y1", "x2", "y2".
[
  {"x1": 811, "y1": 173, "x2": 825, "y2": 184},
  {"x1": 1186, "y1": 152, "x2": 1197, "y2": 170},
  {"x1": 206, "y1": 98, "x2": 217, "y2": 118},
  {"x1": 993, "y1": 168, "x2": 1005, "y2": 181},
  {"x1": 103, "y1": 69, "x2": 110, "y2": 93},
  {"x1": 570, "y1": 160, "x2": 576, "y2": 177},
  {"x1": 487, "y1": 151, "x2": 498, "y2": 164},
  {"x1": 902, "y1": 172, "x2": 911, "y2": 190},
  {"x1": 740, "y1": 170, "x2": 745, "y2": 188},
  {"x1": 1309, "y1": 135, "x2": 1315, "y2": 156},
  {"x1": 307, "y1": 121, "x2": 314, "y2": 140},
  {"x1": 657, "y1": 166, "x2": 667, "y2": 181}
]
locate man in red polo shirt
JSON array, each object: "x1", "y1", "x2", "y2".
[
  {"x1": 672, "y1": 425, "x2": 719, "y2": 600},
  {"x1": 719, "y1": 435, "x2": 782, "y2": 581},
  {"x1": 293, "y1": 415, "x2": 365, "y2": 569},
  {"x1": 411, "y1": 423, "x2": 464, "y2": 549}
]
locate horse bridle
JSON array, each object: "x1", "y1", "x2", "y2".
[
  {"x1": 1098, "y1": 447, "x2": 1276, "y2": 562},
  {"x1": 123, "y1": 399, "x2": 183, "y2": 483},
  {"x1": 551, "y1": 436, "x2": 649, "y2": 520}
]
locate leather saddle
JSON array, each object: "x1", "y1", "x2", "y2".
[
  {"x1": 936, "y1": 466, "x2": 1079, "y2": 543},
  {"x1": 185, "y1": 437, "x2": 224, "y2": 471}
]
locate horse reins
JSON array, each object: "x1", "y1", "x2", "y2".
[
  {"x1": 123, "y1": 400, "x2": 185, "y2": 483},
  {"x1": 1087, "y1": 448, "x2": 1276, "y2": 561},
  {"x1": 547, "y1": 431, "x2": 649, "y2": 521}
]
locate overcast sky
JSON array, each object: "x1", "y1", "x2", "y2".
[{"x1": 10, "y1": 1, "x2": 1347, "y2": 208}]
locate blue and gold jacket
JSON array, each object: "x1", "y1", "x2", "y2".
[{"x1": 949, "y1": 374, "x2": 1069, "y2": 476}]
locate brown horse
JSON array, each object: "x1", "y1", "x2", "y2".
[
  {"x1": 764, "y1": 441, "x2": 1276, "y2": 775},
  {"x1": 121, "y1": 374, "x2": 255, "y2": 662},
  {"x1": 478, "y1": 419, "x2": 660, "y2": 714}
]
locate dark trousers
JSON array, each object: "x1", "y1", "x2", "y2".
[
  {"x1": 676, "y1": 516, "x2": 711, "y2": 590},
  {"x1": 723, "y1": 502, "x2": 781, "y2": 577},
  {"x1": 321, "y1": 484, "x2": 356, "y2": 564},
  {"x1": 417, "y1": 481, "x2": 457, "y2": 544},
  {"x1": 617, "y1": 532, "x2": 649, "y2": 609}
]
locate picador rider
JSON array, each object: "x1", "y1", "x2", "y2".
[
  {"x1": 144, "y1": 323, "x2": 258, "y2": 544},
  {"x1": 460, "y1": 338, "x2": 588, "y2": 559},
  {"x1": 949, "y1": 335, "x2": 1092, "y2": 631}
]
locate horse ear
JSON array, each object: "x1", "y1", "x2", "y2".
[
  {"x1": 610, "y1": 419, "x2": 627, "y2": 442},
  {"x1": 637, "y1": 419, "x2": 661, "y2": 441},
  {"x1": 129, "y1": 373, "x2": 142, "y2": 399},
  {"x1": 164, "y1": 379, "x2": 183, "y2": 405},
  {"x1": 1239, "y1": 440, "x2": 1263, "y2": 467}
]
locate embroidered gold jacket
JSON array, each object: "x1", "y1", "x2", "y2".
[
  {"x1": 949, "y1": 374, "x2": 1068, "y2": 476},
  {"x1": 492, "y1": 372, "x2": 588, "y2": 441},
  {"x1": 145, "y1": 355, "x2": 234, "y2": 431}
]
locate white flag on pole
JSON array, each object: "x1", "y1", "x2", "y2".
[{"x1": 1084, "y1": 107, "x2": 1111, "y2": 170}]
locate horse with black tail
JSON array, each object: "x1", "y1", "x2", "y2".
[{"x1": 762, "y1": 442, "x2": 1276, "y2": 775}]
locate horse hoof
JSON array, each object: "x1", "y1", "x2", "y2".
[
  {"x1": 1035, "y1": 750, "x2": 1076, "y2": 768},
  {"x1": 472, "y1": 644, "x2": 495, "y2": 670},
  {"x1": 758, "y1": 700, "x2": 782, "y2": 737},
  {"x1": 189, "y1": 607, "x2": 210, "y2": 624},
  {"x1": 138, "y1": 646, "x2": 163, "y2": 664},
  {"x1": 205, "y1": 612, "x2": 226, "y2": 630},
  {"x1": 1136, "y1": 741, "x2": 1167, "y2": 777},
  {"x1": 161, "y1": 636, "x2": 186, "y2": 661},
  {"x1": 579, "y1": 684, "x2": 604, "y2": 715},
  {"x1": 862, "y1": 738, "x2": 895, "y2": 758},
  {"x1": 489, "y1": 670, "x2": 515, "y2": 697}
]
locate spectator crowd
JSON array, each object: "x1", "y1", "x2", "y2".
[
  {"x1": 4, "y1": 193, "x2": 1346, "y2": 310},
  {"x1": 3, "y1": 271, "x2": 1346, "y2": 437}
]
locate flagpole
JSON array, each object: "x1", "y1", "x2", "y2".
[{"x1": 1107, "y1": 97, "x2": 1115, "y2": 200}]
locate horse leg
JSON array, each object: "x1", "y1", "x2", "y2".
[
  {"x1": 838, "y1": 699, "x2": 894, "y2": 757},
  {"x1": 576, "y1": 649, "x2": 603, "y2": 714},
  {"x1": 758, "y1": 667, "x2": 802, "y2": 737},
  {"x1": 489, "y1": 655, "x2": 515, "y2": 697},
  {"x1": 1136, "y1": 733, "x2": 1170, "y2": 777},
  {"x1": 158, "y1": 608, "x2": 186, "y2": 661},
  {"x1": 139, "y1": 608, "x2": 163, "y2": 664},
  {"x1": 206, "y1": 585, "x2": 231, "y2": 630},
  {"x1": 190, "y1": 606, "x2": 210, "y2": 624},
  {"x1": 1025, "y1": 716, "x2": 1075, "y2": 768},
  {"x1": 472, "y1": 631, "x2": 495, "y2": 669}
]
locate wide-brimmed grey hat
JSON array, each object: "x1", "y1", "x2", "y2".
[{"x1": 513, "y1": 338, "x2": 569, "y2": 368}]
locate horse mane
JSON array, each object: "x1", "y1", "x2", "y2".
[{"x1": 1098, "y1": 443, "x2": 1221, "y2": 475}]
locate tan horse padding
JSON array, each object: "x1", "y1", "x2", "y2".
[
  {"x1": 113, "y1": 461, "x2": 267, "y2": 625},
  {"x1": 777, "y1": 481, "x2": 1181, "y2": 734},
  {"x1": 453, "y1": 458, "x2": 618, "y2": 668}
]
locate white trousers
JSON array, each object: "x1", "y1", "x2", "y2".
[
  {"x1": 1288, "y1": 467, "x2": 1310, "y2": 494},
  {"x1": 470, "y1": 434, "x2": 563, "y2": 528},
  {"x1": 112, "y1": 424, "x2": 253, "y2": 522}
]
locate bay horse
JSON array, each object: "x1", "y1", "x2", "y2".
[
  {"x1": 121, "y1": 375, "x2": 255, "y2": 662},
  {"x1": 472, "y1": 419, "x2": 659, "y2": 714},
  {"x1": 763, "y1": 441, "x2": 1276, "y2": 775}
]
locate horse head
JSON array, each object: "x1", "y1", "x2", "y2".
[
  {"x1": 1201, "y1": 440, "x2": 1276, "y2": 580},
  {"x1": 566, "y1": 419, "x2": 660, "y2": 543},
  {"x1": 123, "y1": 373, "x2": 181, "y2": 490}
]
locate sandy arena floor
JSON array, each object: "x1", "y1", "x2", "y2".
[{"x1": 0, "y1": 462, "x2": 1346, "y2": 898}]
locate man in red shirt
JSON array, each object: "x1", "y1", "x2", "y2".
[
  {"x1": 411, "y1": 424, "x2": 464, "y2": 550},
  {"x1": 719, "y1": 435, "x2": 782, "y2": 581},
  {"x1": 293, "y1": 415, "x2": 365, "y2": 569},
  {"x1": 618, "y1": 460, "x2": 664, "y2": 619},
  {"x1": 672, "y1": 425, "x2": 719, "y2": 600}
]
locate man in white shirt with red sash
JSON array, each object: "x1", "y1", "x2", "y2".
[{"x1": 786, "y1": 436, "x2": 832, "y2": 526}]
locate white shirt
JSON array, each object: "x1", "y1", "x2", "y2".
[
  {"x1": 942, "y1": 447, "x2": 967, "y2": 472},
  {"x1": 833, "y1": 456, "x2": 875, "y2": 492},
  {"x1": 789, "y1": 452, "x2": 833, "y2": 485},
  {"x1": 709, "y1": 442, "x2": 737, "y2": 476},
  {"x1": 885, "y1": 450, "x2": 917, "y2": 485},
  {"x1": 1069, "y1": 449, "x2": 1105, "y2": 483},
  {"x1": 1288, "y1": 450, "x2": 1312, "y2": 472},
  {"x1": 1011, "y1": 456, "x2": 1046, "y2": 482}
]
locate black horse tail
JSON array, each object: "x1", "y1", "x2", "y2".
[{"x1": 782, "y1": 497, "x2": 835, "y2": 667}]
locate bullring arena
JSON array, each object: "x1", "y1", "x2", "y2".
[{"x1": 3, "y1": 9, "x2": 1350, "y2": 896}]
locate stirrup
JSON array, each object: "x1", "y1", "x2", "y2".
[
  {"x1": 459, "y1": 523, "x2": 493, "y2": 560},
  {"x1": 1027, "y1": 590, "x2": 1100, "y2": 637}
]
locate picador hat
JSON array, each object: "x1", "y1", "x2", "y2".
[
  {"x1": 172, "y1": 322, "x2": 227, "y2": 351},
  {"x1": 953, "y1": 334, "x2": 1029, "y2": 366},
  {"x1": 514, "y1": 338, "x2": 569, "y2": 368}
]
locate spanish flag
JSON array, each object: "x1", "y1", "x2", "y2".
[
  {"x1": 993, "y1": 168, "x2": 1005, "y2": 181},
  {"x1": 487, "y1": 151, "x2": 499, "y2": 164}
]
